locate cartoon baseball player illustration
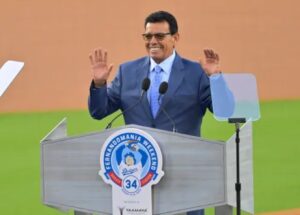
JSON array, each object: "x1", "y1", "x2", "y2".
[{"x1": 115, "y1": 140, "x2": 148, "y2": 179}]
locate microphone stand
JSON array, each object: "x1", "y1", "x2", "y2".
[
  {"x1": 158, "y1": 82, "x2": 176, "y2": 133},
  {"x1": 105, "y1": 78, "x2": 150, "y2": 129},
  {"x1": 106, "y1": 112, "x2": 123, "y2": 129},
  {"x1": 160, "y1": 107, "x2": 176, "y2": 133},
  {"x1": 106, "y1": 91, "x2": 146, "y2": 129},
  {"x1": 228, "y1": 117, "x2": 246, "y2": 215}
]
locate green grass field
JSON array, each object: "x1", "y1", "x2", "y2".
[{"x1": 0, "y1": 100, "x2": 299, "y2": 214}]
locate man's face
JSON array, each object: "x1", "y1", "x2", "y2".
[
  {"x1": 125, "y1": 156, "x2": 134, "y2": 166},
  {"x1": 144, "y1": 21, "x2": 179, "y2": 63}
]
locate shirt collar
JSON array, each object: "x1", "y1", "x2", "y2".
[{"x1": 150, "y1": 50, "x2": 176, "y2": 74}]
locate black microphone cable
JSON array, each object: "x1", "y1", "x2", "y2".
[{"x1": 106, "y1": 78, "x2": 150, "y2": 129}]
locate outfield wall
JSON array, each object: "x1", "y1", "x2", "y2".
[{"x1": 1, "y1": 0, "x2": 300, "y2": 112}]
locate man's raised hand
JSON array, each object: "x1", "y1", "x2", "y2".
[
  {"x1": 199, "y1": 49, "x2": 221, "y2": 76},
  {"x1": 89, "y1": 48, "x2": 113, "y2": 87}
]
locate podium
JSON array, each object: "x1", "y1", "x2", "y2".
[{"x1": 41, "y1": 119, "x2": 254, "y2": 215}]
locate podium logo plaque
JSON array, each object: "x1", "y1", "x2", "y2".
[{"x1": 99, "y1": 128, "x2": 164, "y2": 215}]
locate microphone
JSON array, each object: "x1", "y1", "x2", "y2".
[
  {"x1": 159, "y1": 82, "x2": 168, "y2": 95},
  {"x1": 141, "y1": 77, "x2": 151, "y2": 95},
  {"x1": 158, "y1": 82, "x2": 177, "y2": 132},
  {"x1": 106, "y1": 78, "x2": 150, "y2": 129}
]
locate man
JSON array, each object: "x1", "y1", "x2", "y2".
[
  {"x1": 116, "y1": 140, "x2": 148, "y2": 179},
  {"x1": 89, "y1": 11, "x2": 223, "y2": 215}
]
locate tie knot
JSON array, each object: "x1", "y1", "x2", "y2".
[{"x1": 154, "y1": 65, "x2": 163, "y2": 74}]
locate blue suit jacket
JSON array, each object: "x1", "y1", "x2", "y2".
[{"x1": 89, "y1": 54, "x2": 213, "y2": 137}]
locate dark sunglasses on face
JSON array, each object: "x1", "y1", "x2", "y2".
[{"x1": 142, "y1": 32, "x2": 172, "y2": 41}]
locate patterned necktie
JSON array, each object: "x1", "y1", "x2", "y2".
[{"x1": 150, "y1": 65, "x2": 163, "y2": 118}]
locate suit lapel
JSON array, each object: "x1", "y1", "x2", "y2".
[
  {"x1": 136, "y1": 57, "x2": 153, "y2": 120},
  {"x1": 157, "y1": 54, "x2": 185, "y2": 117}
]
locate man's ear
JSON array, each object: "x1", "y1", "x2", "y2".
[
  {"x1": 172, "y1": 33, "x2": 180, "y2": 48},
  {"x1": 173, "y1": 33, "x2": 180, "y2": 42}
]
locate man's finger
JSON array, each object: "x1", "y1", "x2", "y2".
[
  {"x1": 208, "y1": 49, "x2": 216, "y2": 58},
  {"x1": 94, "y1": 49, "x2": 99, "y2": 62},
  {"x1": 210, "y1": 49, "x2": 219, "y2": 61},
  {"x1": 215, "y1": 53, "x2": 220, "y2": 61},
  {"x1": 210, "y1": 50, "x2": 218, "y2": 60},
  {"x1": 98, "y1": 49, "x2": 103, "y2": 62},
  {"x1": 204, "y1": 49, "x2": 214, "y2": 59},
  {"x1": 108, "y1": 64, "x2": 114, "y2": 73},
  {"x1": 203, "y1": 49, "x2": 209, "y2": 58},
  {"x1": 104, "y1": 50, "x2": 108, "y2": 63},
  {"x1": 89, "y1": 54, "x2": 94, "y2": 65}
]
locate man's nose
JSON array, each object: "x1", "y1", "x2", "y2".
[{"x1": 149, "y1": 36, "x2": 158, "y2": 43}]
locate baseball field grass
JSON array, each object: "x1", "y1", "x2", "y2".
[{"x1": 0, "y1": 100, "x2": 299, "y2": 214}]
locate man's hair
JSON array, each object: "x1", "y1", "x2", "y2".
[
  {"x1": 144, "y1": 11, "x2": 178, "y2": 35},
  {"x1": 124, "y1": 152, "x2": 136, "y2": 164}
]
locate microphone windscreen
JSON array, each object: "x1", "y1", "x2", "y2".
[
  {"x1": 142, "y1": 78, "x2": 151, "y2": 91},
  {"x1": 159, "y1": 82, "x2": 168, "y2": 94}
]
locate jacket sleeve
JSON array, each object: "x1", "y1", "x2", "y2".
[
  {"x1": 198, "y1": 71, "x2": 213, "y2": 115},
  {"x1": 209, "y1": 73, "x2": 235, "y2": 118}
]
